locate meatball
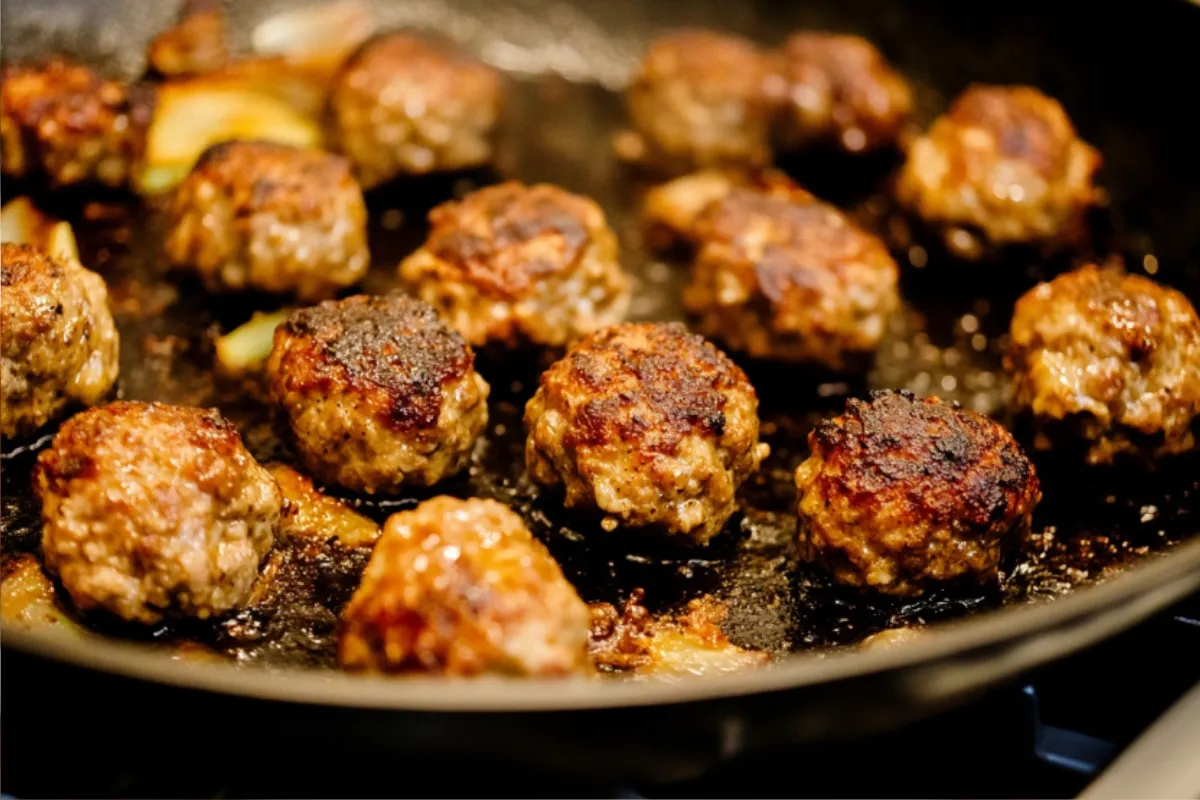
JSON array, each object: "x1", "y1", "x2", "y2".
[
  {"x1": 328, "y1": 32, "x2": 503, "y2": 189},
  {"x1": 339, "y1": 496, "x2": 591, "y2": 676},
  {"x1": 525, "y1": 322, "x2": 770, "y2": 543},
  {"x1": 398, "y1": 181, "x2": 631, "y2": 349},
  {"x1": 682, "y1": 181, "x2": 901, "y2": 370},
  {"x1": 164, "y1": 140, "x2": 369, "y2": 302},
  {"x1": 265, "y1": 294, "x2": 489, "y2": 494},
  {"x1": 1, "y1": 243, "x2": 120, "y2": 441},
  {"x1": 1006, "y1": 265, "x2": 1200, "y2": 464},
  {"x1": 619, "y1": 30, "x2": 780, "y2": 173},
  {"x1": 795, "y1": 390, "x2": 1040, "y2": 596},
  {"x1": 772, "y1": 32, "x2": 913, "y2": 155},
  {"x1": 894, "y1": 84, "x2": 1103, "y2": 258},
  {"x1": 1, "y1": 59, "x2": 150, "y2": 188},
  {"x1": 146, "y1": 0, "x2": 228, "y2": 77},
  {"x1": 641, "y1": 167, "x2": 799, "y2": 249},
  {"x1": 33, "y1": 401, "x2": 281, "y2": 623}
]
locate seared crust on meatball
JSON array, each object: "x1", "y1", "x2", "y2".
[
  {"x1": 164, "y1": 140, "x2": 369, "y2": 301},
  {"x1": 266, "y1": 294, "x2": 489, "y2": 493},
  {"x1": 795, "y1": 390, "x2": 1040, "y2": 596},
  {"x1": 682, "y1": 182, "x2": 901, "y2": 369},
  {"x1": 339, "y1": 496, "x2": 591, "y2": 676},
  {"x1": 1, "y1": 243, "x2": 119, "y2": 441},
  {"x1": 525, "y1": 322, "x2": 770, "y2": 542},
  {"x1": 620, "y1": 30, "x2": 780, "y2": 173},
  {"x1": 328, "y1": 32, "x2": 503, "y2": 188},
  {"x1": 1, "y1": 59, "x2": 150, "y2": 188},
  {"x1": 895, "y1": 84, "x2": 1103, "y2": 258},
  {"x1": 33, "y1": 401, "x2": 281, "y2": 623},
  {"x1": 642, "y1": 167, "x2": 800, "y2": 249},
  {"x1": 399, "y1": 181, "x2": 631, "y2": 348},
  {"x1": 772, "y1": 32, "x2": 913, "y2": 155},
  {"x1": 1006, "y1": 265, "x2": 1200, "y2": 464}
]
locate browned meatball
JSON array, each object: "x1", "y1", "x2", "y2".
[
  {"x1": 795, "y1": 390, "x2": 1040, "y2": 597},
  {"x1": 1006, "y1": 265, "x2": 1200, "y2": 464},
  {"x1": 641, "y1": 167, "x2": 800, "y2": 249},
  {"x1": 146, "y1": 0, "x2": 228, "y2": 77},
  {"x1": 399, "y1": 181, "x2": 631, "y2": 348},
  {"x1": 682, "y1": 179, "x2": 901, "y2": 370},
  {"x1": 265, "y1": 294, "x2": 489, "y2": 494},
  {"x1": 895, "y1": 84, "x2": 1103, "y2": 258},
  {"x1": 33, "y1": 401, "x2": 281, "y2": 623},
  {"x1": 525, "y1": 322, "x2": 770, "y2": 543},
  {"x1": 619, "y1": 30, "x2": 780, "y2": 173},
  {"x1": 164, "y1": 140, "x2": 369, "y2": 301},
  {"x1": 772, "y1": 32, "x2": 914, "y2": 155},
  {"x1": 339, "y1": 496, "x2": 591, "y2": 676},
  {"x1": 328, "y1": 32, "x2": 503, "y2": 189},
  {"x1": 1, "y1": 59, "x2": 150, "y2": 188},
  {"x1": 1, "y1": 243, "x2": 119, "y2": 441}
]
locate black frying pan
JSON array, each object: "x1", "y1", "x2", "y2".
[{"x1": 2, "y1": 0, "x2": 1199, "y2": 788}]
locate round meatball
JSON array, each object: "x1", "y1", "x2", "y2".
[
  {"x1": 524, "y1": 322, "x2": 770, "y2": 543},
  {"x1": 33, "y1": 401, "x2": 281, "y2": 623},
  {"x1": 1006, "y1": 265, "x2": 1200, "y2": 464},
  {"x1": 1, "y1": 243, "x2": 120, "y2": 441},
  {"x1": 265, "y1": 294, "x2": 489, "y2": 494},
  {"x1": 619, "y1": 30, "x2": 780, "y2": 173},
  {"x1": 339, "y1": 496, "x2": 591, "y2": 676},
  {"x1": 795, "y1": 390, "x2": 1040, "y2": 597},
  {"x1": 1, "y1": 59, "x2": 150, "y2": 188},
  {"x1": 164, "y1": 140, "x2": 369, "y2": 301},
  {"x1": 398, "y1": 181, "x2": 631, "y2": 349},
  {"x1": 641, "y1": 167, "x2": 799, "y2": 249},
  {"x1": 328, "y1": 32, "x2": 503, "y2": 189},
  {"x1": 682, "y1": 182, "x2": 901, "y2": 370},
  {"x1": 772, "y1": 32, "x2": 913, "y2": 155},
  {"x1": 895, "y1": 84, "x2": 1103, "y2": 259}
]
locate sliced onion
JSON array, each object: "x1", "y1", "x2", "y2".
[
  {"x1": 1, "y1": 196, "x2": 81, "y2": 263},
  {"x1": 214, "y1": 308, "x2": 291, "y2": 375},
  {"x1": 267, "y1": 463, "x2": 380, "y2": 548},
  {"x1": 251, "y1": 0, "x2": 377, "y2": 64}
]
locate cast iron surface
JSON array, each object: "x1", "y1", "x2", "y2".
[{"x1": 2, "y1": 0, "x2": 1200, "y2": 720}]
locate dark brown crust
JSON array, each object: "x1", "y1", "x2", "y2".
[
  {"x1": 947, "y1": 86, "x2": 1074, "y2": 176},
  {"x1": 0, "y1": 243, "x2": 61, "y2": 288},
  {"x1": 274, "y1": 295, "x2": 473, "y2": 431}
]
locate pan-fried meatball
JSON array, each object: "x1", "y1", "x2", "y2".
[
  {"x1": 1, "y1": 59, "x2": 150, "y2": 188},
  {"x1": 33, "y1": 401, "x2": 281, "y2": 623},
  {"x1": 795, "y1": 391, "x2": 1040, "y2": 596},
  {"x1": 328, "y1": 32, "x2": 503, "y2": 189},
  {"x1": 398, "y1": 181, "x2": 631, "y2": 349},
  {"x1": 619, "y1": 30, "x2": 780, "y2": 173},
  {"x1": 895, "y1": 84, "x2": 1103, "y2": 258},
  {"x1": 339, "y1": 496, "x2": 591, "y2": 676},
  {"x1": 164, "y1": 140, "x2": 369, "y2": 302},
  {"x1": 772, "y1": 32, "x2": 913, "y2": 155},
  {"x1": 525, "y1": 322, "x2": 770, "y2": 543},
  {"x1": 682, "y1": 180, "x2": 901, "y2": 370},
  {"x1": 1006, "y1": 265, "x2": 1200, "y2": 464},
  {"x1": 1, "y1": 243, "x2": 119, "y2": 441},
  {"x1": 641, "y1": 167, "x2": 799, "y2": 249},
  {"x1": 147, "y1": 0, "x2": 228, "y2": 77},
  {"x1": 265, "y1": 294, "x2": 489, "y2": 494}
]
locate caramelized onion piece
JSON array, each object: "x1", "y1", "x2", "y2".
[
  {"x1": 0, "y1": 197, "x2": 80, "y2": 263},
  {"x1": 267, "y1": 462, "x2": 380, "y2": 548},
  {"x1": 214, "y1": 309, "x2": 291, "y2": 375},
  {"x1": 0, "y1": 554, "x2": 87, "y2": 636}
]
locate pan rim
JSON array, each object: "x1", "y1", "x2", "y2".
[{"x1": 4, "y1": 534, "x2": 1199, "y2": 711}]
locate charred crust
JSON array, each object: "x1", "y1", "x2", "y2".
[
  {"x1": 1, "y1": 243, "x2": 59, "y2": 286},
  {"x1": 189, "y1": 140, "x2": 354, "y2": 213}
]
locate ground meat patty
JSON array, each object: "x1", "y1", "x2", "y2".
[
  {"x1": 1, "y1": 243, "x2": 119, "y2": 441},
  {"x1": 772, "y1": 32, "x2": 913, "y2": 155},
  {"x1": 894, "y1": 84, "x2": 1103, "y2": 258},
  {"x1": 399, "y1": 181, "x2": 631, "y2": 348},
  {"x1": 164, "y1": 140, "x2": 369, "y2": 301},
  {"x1": 339, "y1": 496, "x2": 591, "y2": 676},
  {"x1": 618, "y1": 29, "x2": 781, "y2": 174},
  {"x1": 33, "y1": 401, "x2": 281, "y2": 623},
  {"x1": 328, "y1": 32, "x2": 503, "y2": 189},
  {"x1": 795, "y1": 390, "x2": 1040, "y2": 597},
  {"x1": 525, "y1": 322, "x2": 770, "y2": 543},
  {"x1": 1, "y1": 59, "x2": 150, "y2": 188},
  {"x1": 265, "y1": 294, "x2": 489, "y2": 493},
  {"x1": 682, "y1": 181, "x2": 901, "y2": 370},
  {"x1": 1006, "y1": 265, "x2": 1200, "y2": 464}
]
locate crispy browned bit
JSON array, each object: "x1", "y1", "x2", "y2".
[
  {"x1": 1006, "y1": 264, "x2": 1200, "y2": 464},
  {"x1": 147, "y1": 0, "x2": 229, "y2": 77},
  {"x1": 525, "y1": 322, "x2": 770, "y2": 542},
  {"x1": 267, "y1": 463, "x2": 380, "y2": 548},
  {"x1": 859, "y1": 626, "x2": 924, "y2": 650},
  {"x1": 795, "y1": 390, "x2": 1041, "y2": 597},
  {"x1": 399, "y1": 181, "x2": 631, "y2": 348},
  {"x1": 339, "y1": 497, "x2": 592, "y2": 676},
  {"x1": 266, "y1": 294, "x2": 490, "y2": 494}
]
